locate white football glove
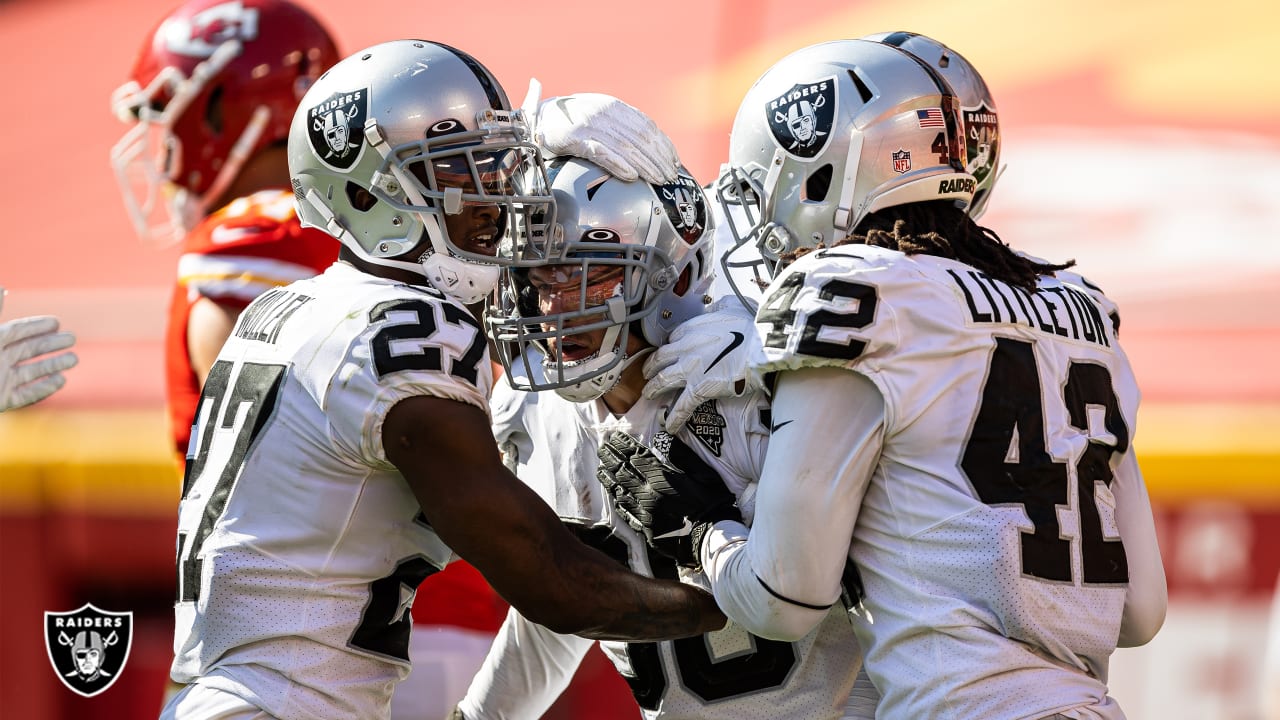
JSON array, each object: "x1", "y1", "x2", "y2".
[
  {"x1": 0, "y1": 289, "x2": 78, "y2": 412},
  {"x1": 643, "y1": 297, "x2": 764, "y2": 433},
  {"x1": 534, "y1": 93, "x2": 679, "y2": 185}
]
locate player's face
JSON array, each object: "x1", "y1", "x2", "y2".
[
  {"x1": 432, "y1": 156, "x2": 507, "y2": 257},
  {"x1": 527, "y1": 263, "x2": 645, "y2": 362}
]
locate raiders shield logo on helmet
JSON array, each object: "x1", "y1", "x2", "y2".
[
  {"x1": 963, "y1": 103, "x2": 999, "y2": 185},
  {"x1": 44, "y1": 604, "x2": 133, "y2": 697},
  {"x1": 652, "y1": 174, "x2": 708, "y2": 244},
  {"x1": 765, "y1": 77, "x2": 837, "y2": 159},
  {"x1": 306, "y1": 88, "x2": 368, "y2": 171}
]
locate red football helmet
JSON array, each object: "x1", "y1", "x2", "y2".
[{"x1": 110, "y1": 0, "x2": 339, "y2": 245}]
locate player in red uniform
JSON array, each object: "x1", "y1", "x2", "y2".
[{"x1": 110, "y1": 0, "x2": 341, "y2": 459}]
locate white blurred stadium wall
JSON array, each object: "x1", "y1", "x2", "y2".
[{"x1": 1, "y1": 0, "x2": 1276, "y2": 717}]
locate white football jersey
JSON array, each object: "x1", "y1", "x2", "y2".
[
  {"x1": 170, "y1": 262, "x2": 491, "y2": 720},
  {"x1": 1054, "y1": 267, "x2": 1121, "y2": 336},
  {"x1": 754, "y1": 244, "x2": 1151, "y2": 719},
  {"x1": 471, "y1": 364, "x2": 862, "y2": 720}
]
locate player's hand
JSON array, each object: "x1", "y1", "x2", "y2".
[
  {"x1": 535, "y1": 93, "x2": 679, "y2": 185},
  {"x1": 0, "y1": 290, "x2": 78, "y2": 412},
  {"x1": 597, "y1": 431, "x2": 741, "y2": 569},
  {"x1": 643, "y1": 297, "x2": 764, "y2": 433}
]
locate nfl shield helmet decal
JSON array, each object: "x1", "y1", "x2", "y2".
[
  {"x1": 892, "y1": 149, "x2": 912, "y2": 174},
  {"x1": 306, "y1": 88, "x2": 368, "y2": 171},
  {"x1": 652, "y1": 174, "x2": 708, "y2": 244},
  {"x1": 766, "y1": 77, "x2": 836, "y2": 159},
  {"x1": 45, "y1": 604, "x2": 133, "y2": 697},
  {"x1": 963, "y1": 103, "x2": 999, "y2": 185}
]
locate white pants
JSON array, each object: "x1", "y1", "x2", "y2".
[
  {"x1": 1046, "y1": 697, "x2": 1126, "y2": 720},
  {"x1": 160, "y1": 626, "x2": 496, "y2": 720},
  {"x1": 389, "y1": 625, "x2": 497, "y2": 720},
  {"x1": 160, "y1": 682, "x2": 274, "y2": 720}
]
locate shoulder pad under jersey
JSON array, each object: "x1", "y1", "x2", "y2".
[
  {"x1": 753, "y1": 245, "x2": 910, "y2": 373},
  {"x1": 1055, "y1": 268, "x2": 1121, "y2": 335}
]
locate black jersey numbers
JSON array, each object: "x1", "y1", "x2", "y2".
[
  {"x1": 961, "y1": 337, "x2": 1130, "y2": 585},
  {"x1": 369, "y1": 299, "x2": 485, "y2": 384},
  {"x1": 758, "y1": 270, "x2": 878, "y2": 360},
  {"x1": 672, "y1": 632, "x2": 796, "y2": 702},
  {"x1": 569, "y1": 522, "x2": 797, "y2": 708},
  {"x1": 178, "y1": 361, "x2": 286, "y2": 603},
  {"x1": 1066, "y1": 361, "x2": 1131, "y2": 583},
  {"x1": 350, "y1": 556, "x2": 439, "y2": 661}
]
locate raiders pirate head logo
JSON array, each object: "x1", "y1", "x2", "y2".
[
  {"x1": 652, "y1": 173, "x2": 708, "y2": 243},
  {"x1": 44, "y1": 604, "x2": 133, "y2": 697},
  {"x1": 306, "y1": 88, "x2": 368, "y2": 170},
  {"x1": 766, "y1": 77, "x2": 837, "y2": 159},
  {"x1": 963, "y1": 103, "x2": 999, "y2": 185},
  {"x1": 158, "y1": 0, "x2": 259, "y2": 58}
]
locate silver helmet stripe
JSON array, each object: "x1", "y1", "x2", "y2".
[{"x1": 833, "y1": 130, "x2": 865, "y2": 233}]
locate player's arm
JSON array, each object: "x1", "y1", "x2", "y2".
[
  {"x1": 701, "y1": 366, "x2": 883, "y2": 641},
  {"x1": 384, "y1": 394, "x2": 725, "y2": 641},
  {"x1": 1111, "y1": 451, "x2": 1167, "y2": 647},
  {"x1": 455, "y1": 606, "x2": 594, "y2": 720},
  {"x1": 186, "y1": 296, "x2": 244, "y2": 385}
]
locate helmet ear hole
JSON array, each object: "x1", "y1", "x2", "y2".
[
  {"x1": 674, "y1": 265, "x2": 692, "y2": 296},
  {"x1": 847, "y1": 69, "x2": 874, "y2": 103},
  {"x1": 346, "y1": 182, "x2": 378, "y2": 211},
  {"x1": 805, "y1": 164, "x2": 834, "y2": 202},
  {"x1": 205, "y1": 86, "x2": 225, "y2": 135}
]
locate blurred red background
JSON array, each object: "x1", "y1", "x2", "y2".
[{"x1": 1, "y1": 0, "x2": 1276, "y2": 717}]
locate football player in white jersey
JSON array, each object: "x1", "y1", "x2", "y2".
[
  {"x1": 455, "y1": 156, "x2": 866, "y2": 720},
  {"x1": 161, "y1": 40, "x2": 727, "y2": 720},
  {"x1": 675, "y1": 31, "x2": 1022, "y2": 434},
  {"x1": 602, "y1": 38, "x2": 1167, "y2": 719}
]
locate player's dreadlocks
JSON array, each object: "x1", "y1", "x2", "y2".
[{"x1": 837, "y1": 201, "x2": 1074, "y2": 291}]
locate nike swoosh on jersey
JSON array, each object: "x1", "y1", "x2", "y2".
[
  {"x1": 704, "y1": 331, "x2": 745, "y2": 374},
  {"x1": 654, "y1": 518, "x2": 694, "y2": 539},
  {"x1": 771, "y1": 419, "x2": 793, "y2": 432}
]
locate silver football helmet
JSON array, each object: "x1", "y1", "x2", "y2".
[
  {"x1": 715, "y1": 39, "x2": 974, "y2": 305},
  {"x1": 287, "y1": 40, "x2": 555, "y2": 304},
  {"x1": 487, "y1": 158, "x2": 714, "y2": 402},
  {"x1": 862, "y1": 31, "x2": 1001, "y2": 219}
]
